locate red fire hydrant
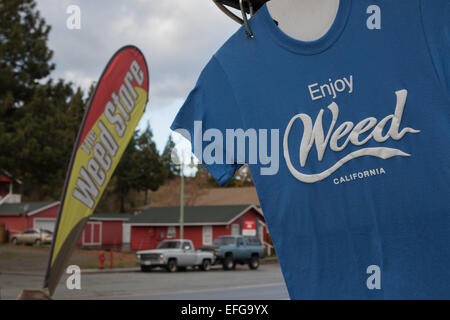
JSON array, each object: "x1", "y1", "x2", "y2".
[{"x1": 98, "y1": 250, "x2": 105, "y2": 269}]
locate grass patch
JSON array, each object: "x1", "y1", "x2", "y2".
[
  {"x1": 0, "y1": 243, "x2": 50, "y2": 251},
  {"x1": 76, "y1": 260, "x2": 138, "y2": 270},
  {"x1": 71, "y1": 250, "x2": 138, "y2": 270},
  {"x1": 0, "y1": 246, "x2": 45, "y2": 260},
  {"x1": 0, "y1": 251, "x2": 21, "y2": 260},
  {"x1": 0, "y1": 244, "x2": 137, "y2": 269}
]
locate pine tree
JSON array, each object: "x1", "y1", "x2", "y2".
[
  {"x1": 0, "y1": 0, "x2": 54, "y2": 112},
  {"x1": 10, "y1": 82, "x2": 82, "y2": 199},
  {"x1": 161, "y1": 135, "x2": 180, "y2": 179},
  {"x1": 0, "y1": 1, "x2": 89, "y2": 200},
  {"x1": 114, "y1": 133, "x2": 139, "y2": 212},
  {"x1": 0, "y1": 0, "x2": 58, "y2": 198},
  {"x1": 134, "y1": 126, "x2": 166, "y2": 205}
]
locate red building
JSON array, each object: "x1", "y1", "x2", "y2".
[
  {"x1": 0, "y1": 201, "x2": 132, "y2": 249},
  {"x1": 77, "y1": 213, "x2": 133, "y2": 249},
  {"x1": 0, "y1": 171, "x2": 22, "y2": 203},
  {"x1": 1, "y1": 193, "x2": 268, "y2": 252},
  {"x1": 0, "y1": 201, "x2": 60, "y2": 237},
  {"x1": 128, "y1": 205, "x2": 267, "y2": 251}
]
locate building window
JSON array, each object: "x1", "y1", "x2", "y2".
[
  {"x1": 231, "y1": 224, "x2": 240, "y2": 235},
  {"x1": 167, "y1": 226, "x2": 176, "y2": 239},
  {"x1": 203, "y1": 226, "x2": 212, "y2": 245}
]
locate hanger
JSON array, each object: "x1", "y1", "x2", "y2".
[{"x1": 213, "y1": 0, "x2": 269, "y2": 38}]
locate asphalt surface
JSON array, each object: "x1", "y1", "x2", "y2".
[{"x1": 1, "y1": 264, "x2": 289, "y2": 300}]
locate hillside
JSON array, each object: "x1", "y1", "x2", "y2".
[{"x1": 139, "y1": 181, "x2": 260, "y2": 208}]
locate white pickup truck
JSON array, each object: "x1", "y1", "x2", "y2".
[{"x1": 136, "y1": 239, "x2": 215, "y2": 272}]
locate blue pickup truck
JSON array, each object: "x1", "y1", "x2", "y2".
[{"x1": 212, "y1": 235, "x2": 265, "y2": 270}]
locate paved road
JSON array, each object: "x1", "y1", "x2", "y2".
[{"x1": 1, "y1": 264, "x2": 289, "y2": 300}]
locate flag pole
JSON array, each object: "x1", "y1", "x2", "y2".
[{"x1": 179, "y1": 163, "x2": 184, "y2": 240}]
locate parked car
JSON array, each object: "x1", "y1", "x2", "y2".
[
  {"x1": 11, "y1": 229, "x2": 53, "y2": 246},
  {"x1": 136, "y1": 239, "x2": 215, "y2": 272},
  {"x1": 213, "y1": 235, "x2": 265, "y2": 270}
]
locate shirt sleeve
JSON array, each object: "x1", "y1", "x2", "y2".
[
  {"x1": 170, "y1": 56, "x2": 243, "y2": 186},
  {"x1": 421, "y1": 0, "x2": 450, "y2": 97}
]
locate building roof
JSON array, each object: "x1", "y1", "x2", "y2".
[
  {"x1": 0, "y1": 201, "x2": 58, "y2": 216},
  {"x1": 129, "y1": 204, "x2": 262, "y2": 226},
  {"x1": 90, "y1": 213, "x2": 134, "y2": 221},
  {"x1": 0, "y1": 170, "x2": 22, "y2": 184}
]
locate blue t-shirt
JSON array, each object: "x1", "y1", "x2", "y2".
[{"x1": 171, "y1": 0, "x2": 450, "y2": 299}]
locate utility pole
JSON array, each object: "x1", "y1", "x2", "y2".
[
  {"x1": 178, "y1": 155, "x2": 194, "y2": 241},
  {"x1": 179, "y1": 163, "x2": 184, "y2": 240}
]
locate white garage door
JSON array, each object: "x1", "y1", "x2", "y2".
[{"x1": 34, "y1": 219, "x2": 56, "y2": 233}]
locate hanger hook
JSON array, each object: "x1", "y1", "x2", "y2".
[
  {"x1": 240, "y1": 0, "x2": 254, "y2": 38},
  {"x1": 213, "y1": 0, "x2": 244, "y2": 25},
  {"x1": 212, "y1": 1, "x2": 255, "y2": 38}
]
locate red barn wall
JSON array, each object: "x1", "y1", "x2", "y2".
[
  {"x1": 230, "y1": 208, "x2": 267, "y2": 243},
  {"x1": 229, "y1": 208, "x2": 263, "y2": 225},
  {"x1": 100, "y1": 221, "x2": 122, "y2": 247},
  {"x1": 0, "y1": 204, "x2": 60, "y2": 239},
  {"x1": 28, "y1": 204, "x2": 59, "y2": 229},
  {"x1": 182, "y1": 226, "x2": 203, "y2": 248},
  {"x1": 212, "y1": 225, "x2": 231, "y2": 241},
  {"x1": 131, "y1": 225, "x2": 236, "y2": 251},
  {"x1": 129, "y1": 208, "x2": 267, "y2": 251},
  {"x1": 0, "y1": 215, "x2": 27, "y2": 239},
  {"x1": 131, "y1": 226, "x2": 166, "y2": 251},
  {"x1": 75, "y1": 220, "x2": 124, "y2": 248},
  {"x1": 32, "y1": 205, "x2": 59, "y2": 218}
]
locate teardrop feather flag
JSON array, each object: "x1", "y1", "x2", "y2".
[{"x1": 43, "y1": 45, "x2": 149, "y2": 296}]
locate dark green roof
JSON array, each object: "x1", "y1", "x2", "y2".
[
  {"x1": 129, "y1": 205, "x2": 257, "y2": 225},
  {"x1": 0, "y1": 201, "x2": 57, "y2": 216}
]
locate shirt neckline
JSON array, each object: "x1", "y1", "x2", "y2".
[{"x1": 258, "y1": 0, "x2": 352, "y2": 55}]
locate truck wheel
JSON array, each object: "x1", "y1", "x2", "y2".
[
  {"x1": 141, "y1": 265, "x2": 152, "y2": 272},
  {"x1": 200, "y1": 259, "x2": 211, "y2": 271},
  {"x1": 12, "y1": 238, "x2": 18, "y2": 245},
  {"x1": 34, "y1": 239, "x2": 41, "y2": 247},
  {"x1": 167, "y1": 259, "x2": 178, "y2": 272},
  {"x1": 222, "y1": 255, "x2": 235, "y2": 270},
  {"x1": 249, "y1": 255, "x2": 260, "y2": 270}
]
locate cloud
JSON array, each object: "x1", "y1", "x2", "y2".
[
  {"x1": 35, "y1": 0, "x2": 241, "y2": 152},
  {"x1": 37, "y1": 0, "x2": 238, "y2": 105}
]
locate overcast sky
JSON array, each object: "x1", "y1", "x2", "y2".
[{"x1": 35, "y1": 0, "x2": 240, "y2": 154}]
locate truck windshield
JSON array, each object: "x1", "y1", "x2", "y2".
[
  {"x1": 213, "y1": 237, "x2": 235, "y2": 246},
  {"x1": 157, "y1": 241, "x2": 181, "y2": 249}
]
